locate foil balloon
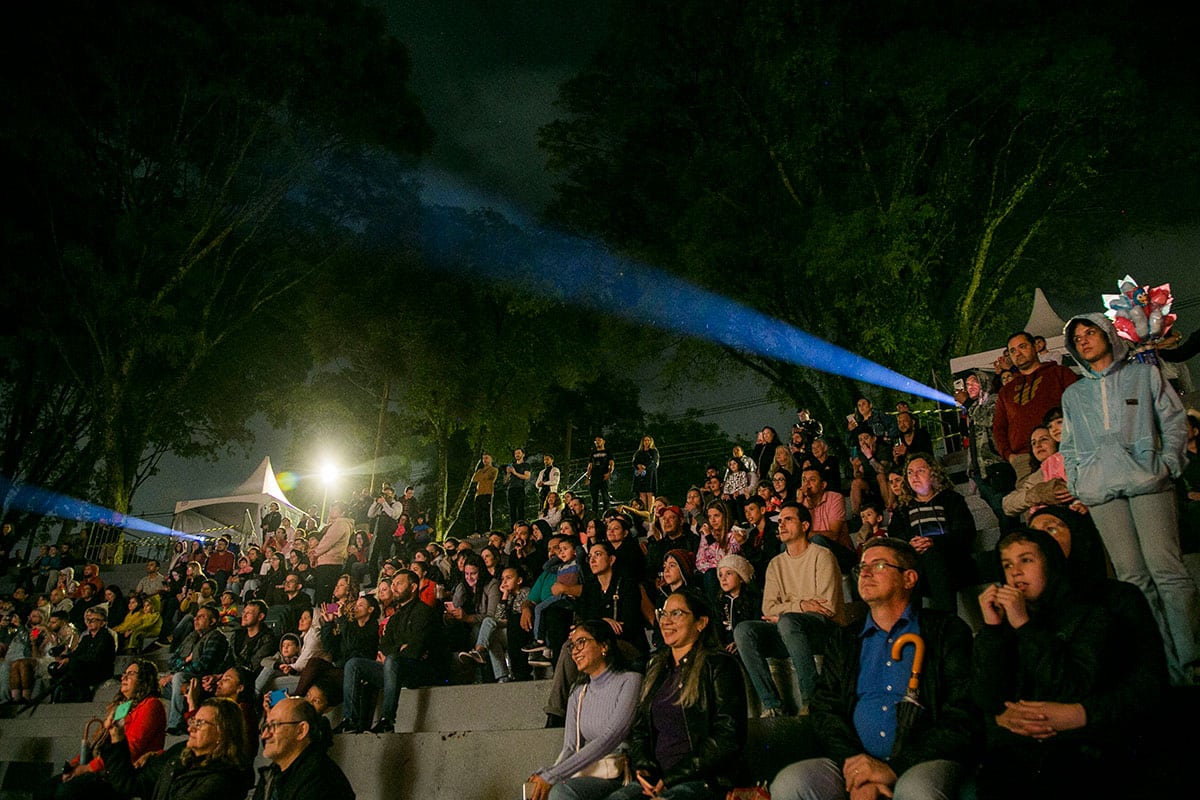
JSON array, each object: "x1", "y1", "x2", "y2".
[{"x1": 1101, "y1": 275, "x2": 1175, "y2": 364}]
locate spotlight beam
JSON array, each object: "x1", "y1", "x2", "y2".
[{"x1": 419, "y1": 202, "x2": 956, "y2": 406}]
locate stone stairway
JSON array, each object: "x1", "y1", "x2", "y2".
[{"x1": 0, "y1": 674, "x2": 813, "y2": 800}]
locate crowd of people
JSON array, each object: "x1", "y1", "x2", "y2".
[{"x1": 0, "y1": 322, "x2": 1197, "y2": 799}]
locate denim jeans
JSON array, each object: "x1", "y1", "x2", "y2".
[{"x1": 733, "y1": 612, "x2": 832, "y2": 709}]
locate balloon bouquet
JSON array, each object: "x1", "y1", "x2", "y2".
[{"x1": 1102, "y1": 274, "x2": 1176, "y2": 365}]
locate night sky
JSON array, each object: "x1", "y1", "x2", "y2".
[
  {"x1": 387, "y1": 0, "x2": 610, "y2": 216},
  {"x1": 132, "y1": 1, "x2": 1200, "y2": 518}
]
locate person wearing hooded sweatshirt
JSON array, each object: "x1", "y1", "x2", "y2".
[{"x1": 1060, "y1": 312, "x2": 1198, "y2": 686}]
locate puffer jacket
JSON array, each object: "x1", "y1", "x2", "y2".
[{"x1": 1060, "y1": 313, "x2": 1189, "y2": 505}]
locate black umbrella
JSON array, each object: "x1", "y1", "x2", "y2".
[{"x1": 890, "y1": 632, "x2": 926, "y2": 757}]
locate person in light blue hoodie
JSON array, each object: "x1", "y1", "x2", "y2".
[{"x1": 1060, "y1": 312, "x2": 1198, "y2": 685}]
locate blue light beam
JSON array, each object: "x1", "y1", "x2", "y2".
[
  {"x1": 418, "y1": 204, "x2": 956, "y2": 406},
  {"x1": 0, "y1": 477, "x2": 198, "y2": 540}
]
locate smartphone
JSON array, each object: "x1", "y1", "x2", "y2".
[
  {"x1": 324, "y1": 603, "x2": 339, "y2": 616},
  {"x1": 443, "y1": 601, "x2": 456, "y2": 611},
  {"x1": 267, "y1": 689, "x2": 289, "y2": 708},
  {"x1": 953, "y1": 378, "x2": 965, "y2": 392},
  {"x1": 846, "y1": 413, "x2": 857, "y2": 425}
]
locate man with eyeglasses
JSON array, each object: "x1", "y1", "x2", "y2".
[
  {"x1": 770, "y1": 538, "x2": 980, "y2": 800},
  {"x1": 733, "y1": 502, "x2": 846, "y2": 717},
  {"x1": 256, "y1": 696, "x2": 355, "y2": 800},
  {"x1": 51, "y1": 607, "x2": 116, "y2": 702},
  {"x1": 993, "y1": 330, "x2": 1078, "y2": 481}
]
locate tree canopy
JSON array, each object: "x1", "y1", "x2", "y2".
[
  {"x1": 1, "y1": 0, "x2": 432, "y2": 520},
  {"x1": 539, "y1": 0, "x2": 1200, "y2": 420}
]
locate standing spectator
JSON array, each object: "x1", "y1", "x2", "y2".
[
  {"x1": 536, "y1": 454, "x2": 562, "y2": 505},
  {"x1": 734, "y1": 502, "x2": 845, "y2": 716},
  {"x1": 505, "y1": 449, "x2": 533, "y2": 526},
  {"x1": 366, "y1": 484, "x2": 402, "y2": 567},
  {"x1": 956, "y1": 370, "x2": 1016, "y2": 532},
  {"x1": 1061, "y1": 313, "x2": 1199, "y2": 686},
  {"x1": 632, "y1": 436, "x2": 660, "y2": 513},
  {"x1": 752, "y1": 427, "x2": 782, "y2": 481},
  {"x1": 888, "y1": 455, "x2": 978, "y2": 614},
  {"x1": 770, "y1": 538, "x2": 981, "y2": 800},
  {"x1": 471, "y1": 455, "x2": 500, "y2": 534},
  {"x1": 993, "y1": 331, "x2": 1078, "y2": 481},
  {"x1": 586, "y1": 437, "x2": 615, "y2": 517},
  {"x1": 309, "y1": 503, "x2": 353, "y2": 604},
  {"x1": 261, "y1": 502, "x2": 283, "y2": 542}
]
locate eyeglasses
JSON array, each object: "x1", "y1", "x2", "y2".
[
  {"x1": 567, "y1": 637, "x2": 595, "y2": 652},
  {"x1": 852, "y1": 561, "x2": 907, "y2": 577},
  {"x1": 655, "y1": 608, "x2": 693, "y2": 622},
  {"x1": 187, "y1": 718, "x2": 217, "y2": 730},
  {"x1": 262, "y1": 720, "x2": 302, "y2": 734}
]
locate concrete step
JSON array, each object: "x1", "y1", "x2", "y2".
[{"x1": 394, "y1": 679, "x2": 552, "y2": 732}]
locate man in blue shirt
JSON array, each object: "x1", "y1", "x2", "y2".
[{"x1": 771, "y1": 538, "x2": 981, "y2": 800}]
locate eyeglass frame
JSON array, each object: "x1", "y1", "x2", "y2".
[
  {"x1": 567, "y1": 636, "x2": 596, "y2": 652},
  {"x1": 851, "y1": 560, "x2": 910, "y2": 578},
  {"x1": 262, "y1": 720, "x2": 303, "y2": 734},
  {"x1": 655, "y1": 608, "x2": 694, "y2": 622}
]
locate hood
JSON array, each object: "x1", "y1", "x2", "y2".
[{"x1": 1063, "y1": 313, "x2": 1128, "y2": 377}]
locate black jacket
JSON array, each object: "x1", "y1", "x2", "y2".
[
  {"x1": 103, "y1": 740, "x2": 253, "y2": 800},
  {"x1": 320, "y1": 616, "x2": 380, "y2": 668},
  {"x1": 627, "y1": 648, "x2": 748, "y2": 790},
  {"x1": 252, "y1": 741, "x2": 355, "y2": 800},
  {"x1": 812, "y1": 607, "x2": 982, "y2": 775},
  {"x1": 230, "y1": 626, "x2": 278, "y2": 673}
]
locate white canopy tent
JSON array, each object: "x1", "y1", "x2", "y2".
[
  {"x1": 948, "y1": 288, "x2": 1075, "y2": 376},
  {"x1": 171, "y1": 457, "x2": 302, "y2": 541}
]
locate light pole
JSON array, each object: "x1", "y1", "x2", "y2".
[{"x1": 319, "y1": 461, "x2": 339, "y2": 526}]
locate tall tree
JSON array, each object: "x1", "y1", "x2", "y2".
[
  {"x1": 539, "y1": 0, "x2": 1200, "y2": 419},
  {"x1": 1, "y1": 0, "x2": 432, "y2": 520}
]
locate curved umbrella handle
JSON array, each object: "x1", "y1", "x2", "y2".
[{"x1": 891, "y1": 632, "x2": 925, "y2": 692}]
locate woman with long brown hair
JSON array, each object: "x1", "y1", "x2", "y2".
[{"x1": 101, "y1": 697, "x2": 253, "y2": 800}]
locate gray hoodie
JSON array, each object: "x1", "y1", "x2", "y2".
[{"x1": 1060, "y1": 313, "x2": 1189, "y2": 505}]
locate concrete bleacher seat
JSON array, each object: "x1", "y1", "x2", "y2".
[{"x1": 0, "y1": 664, "x2": 820, "y2": 800}]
